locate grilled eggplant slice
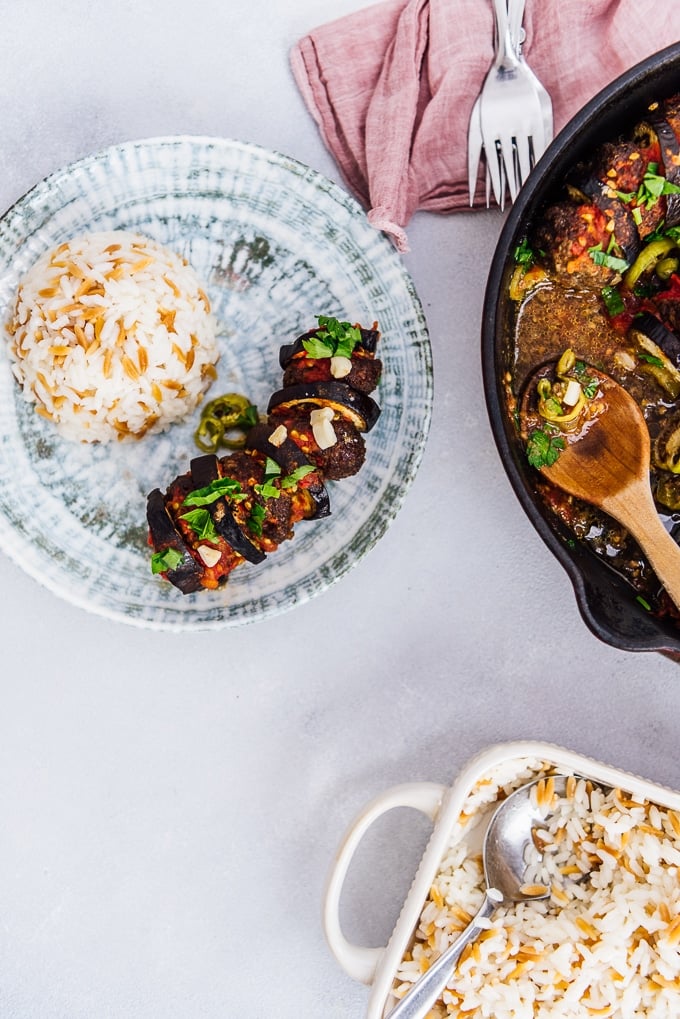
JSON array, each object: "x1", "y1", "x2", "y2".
[
  {"x1": 649, "y1": 101, "x2": 680, "y2": 227},
  {"x1": 146, "y1": 488, "x2": 205, "y2": 594},
  {"x1": 267, "y1": 380, "x2": 381, "y2": 432}
]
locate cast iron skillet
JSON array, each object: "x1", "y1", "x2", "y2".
[{"x1": 482, "y1": 43, "x2": 680, "y2": 655}]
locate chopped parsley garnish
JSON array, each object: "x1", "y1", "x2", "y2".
[
  {"x1": 280, "y1": 465, "x2": 315, "y2": 488},
  {"x1": 513, "y1": 237, "x2": 536, "y2": 266},
  {"x1": 179, "y1": 507, "x2": 219, "y2": 541},
  {"x1": 639, "y1": 351, "x2": 665, "y2": 368},
  {"x1": 632, "y1": 281, "x2": 658, "y2": 298},
  {"x1": 247, "y1": 502, "x2": 266, "y2": 537},
  {"x1": 616, "y1": 163, "x2": 680, "y2": 210},
  {"x1": 645, "y1": 223, "x2": 680, "y2": 245},
  {"x1": 302, "y1": 315, "x2": 362, "y2": 359},
  {"x1": 640, "y1": 166, "x2": 680, "y2": 203},
  {"x1": 636, "y1": 594, "x2": 652, "y2": 611},
  {"x1": 663, "y1": 225, "x2": 680, "y2": 244},
  {"x1": 254, "y1": 457, "x2": 282, "y2": 500},
  {"x1": 151, "y1": 547, "x2": 184, "y2": 575},
  {"x1": 573, "y1": 360, "x2": 599, "y2": 398},
  {"x1": 254, "y1": 459, "x2": 317, "y2": 499},
  {"x1": 235, "y1": 403, "x2": 259, "y2": 430},
  {"x1": 526, "y1": 426, "x2": 566, "y2": 469},
  {"x1": 182, "y1": 476, "x2": 246, "y2": 508},
  {"x1": 587, "y1": 243, "x2": 629, "y2": 273},
  {"x1": 601, "y1": 284, "x2": 625, "y2": 317}
]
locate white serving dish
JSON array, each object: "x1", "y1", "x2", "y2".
[{"x1": 323, "y1": 739, "x2": 680, "y2": 1018}]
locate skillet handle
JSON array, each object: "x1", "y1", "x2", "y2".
[{"x1": 322, "y1": 782, "x2": 445, "y2": 985}]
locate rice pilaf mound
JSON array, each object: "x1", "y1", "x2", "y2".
[
  {"x1": 6, "y1": 230, "x2": 219, "y2": 442},
  {"x1": 392, "y1": 759, "x2": 680, "y2": 1018}
]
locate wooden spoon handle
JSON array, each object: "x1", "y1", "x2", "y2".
[{"x1": 606, "y1": 482, "x2": 680, "y2": 610}]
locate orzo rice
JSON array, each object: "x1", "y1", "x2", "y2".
[
  {"x1": 391, "y1": 759, "x2": 680, "y2": 1018},
  {"x1": 6, "y1": 230, "x2": 219, "y2": 442}
]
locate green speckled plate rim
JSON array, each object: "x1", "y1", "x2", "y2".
[{"x1": 0, "y1": 136, "x2": 432, "y2": 630}]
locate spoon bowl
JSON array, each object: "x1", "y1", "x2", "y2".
[
  {"x1": 385, "y1": 776, "x2": 567, "y2": 1019},
  {"x1": 519, "y1": 362, "x2": 680, "y2": 611}
]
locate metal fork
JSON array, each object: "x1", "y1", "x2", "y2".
[{"x1": 468, "y1": 0, "x2": 548, "y2": 209}]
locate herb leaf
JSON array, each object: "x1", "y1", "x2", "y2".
[
  {"x1": 280, "y1": 465, "x2": 316, "y2": 489},
  {"x1": 247, "y1": 502, "x2": 266, "y2": 537},
  {"x1": 182, "y1": 476, "x2": 246, "y2": 508},
  {"x1": 302, "y1": 315, "x2": 362, "y2": 360},
  {"x1": 514, "y1": 238, "x2": 535, "y2": 266},
  {"x1": 588, "y1": 244, "x2": 629, "y2": 273},
  {"x1": 618, "y1": 164, "x2": 680, "y2": 211},
  {"x1": 639, "y1": 351, "x2": 665, "y2": 367},
  {"x1": 526, "y1": 427, "x2": 566, "y2": 469},
  {"x1": 254, "y1": 480, "x2": 280, "y2": 499},
  {"x1": 253, "y1": 457, "x2": 282, "y2": 499},
  {"x1": 180, "y1": 507, "x2": 219, "y2": 541},
  {"x1": 236, "y1": 404, "x2": 259, "y2": 430},
  {"x1": 601, "y1": 284, "x2": 625, "y2": 317},
  {"x1": 302, "y1": 335, "x2": 335, "y2": 358},
  {"x1": 151, "y1": 547, "x2": 184, "y2": 574},
  {"x1": 572, "y1": 360, "x2": 599, "y2": 399}
]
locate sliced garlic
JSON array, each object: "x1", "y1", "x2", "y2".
[
  {"x1": 330, "y1": 355, "x2": 352, "y2": 379},
  {"x1": 310, "y1": 406, "x2": 337, "y2": 449},
  {"x1": 268, "y1": 424, "x2": 288, "y2": 447},
  {"x1": 614, "y1": 349, "x2": 637, "y2": 372},
  {"x1": 197, "y1": 544, "x2": 221, "y2": 568},
  {"x1": 562, "y1": 379, "x2": 582, "y2": 407}
]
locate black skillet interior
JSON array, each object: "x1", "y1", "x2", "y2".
[{"x1": 482, "y1": 43, "x2": 680, "y2": 655}]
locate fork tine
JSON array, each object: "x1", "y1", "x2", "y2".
[
  {"x1": 498, "y1": 129, "x2": 518, "y2": 202},
  {"x1": 515, "y1": 136, "x2": 533, "y2": 189},
  {"x1": 467, "y1": 99, "x2": 483, "y2": 206},
  {"x1": 487, "y1": 140, "x2": 505, "y2": 209}
]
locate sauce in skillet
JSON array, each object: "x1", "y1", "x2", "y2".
[{"x1": 507, "y1": 94, "x2": 680, "y2": 623}]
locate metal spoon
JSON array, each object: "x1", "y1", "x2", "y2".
[{"x1": 385, "y1": 776, "x2": 566, "y2": 1019}]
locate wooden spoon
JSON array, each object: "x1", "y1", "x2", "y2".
[{"x1": 520, "y1": 363, "x2": 680, "y2": 610}]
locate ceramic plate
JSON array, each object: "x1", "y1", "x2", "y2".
[{"x1": 0, "y1": 137, "x2": 432, "y2": 630}]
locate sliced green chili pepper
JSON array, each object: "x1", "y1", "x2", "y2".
[
  {"x1": 536, "y1": 347, "x2": 590, "y2": 427},
  {"x1": 623, "y1": 237, "x2": 676, "y2": 290},
  {"x1": 656, "y1": 256, "x2": 679, "y2": 281},
  {"x1": 194, "y1": 393, "x2": 259, "y2": 453}
]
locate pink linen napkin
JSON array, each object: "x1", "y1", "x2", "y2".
[{"x1": 291, "y1": 0, "x2": 680, "y2": 252}]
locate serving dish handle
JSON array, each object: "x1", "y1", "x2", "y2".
[{"x1": 323, "y1": 781, "x2": 445, "y2": 984}]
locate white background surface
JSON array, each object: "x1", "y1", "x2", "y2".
[{"x1": 1, "y1": 3, "x2": 679, "y2": 1017}]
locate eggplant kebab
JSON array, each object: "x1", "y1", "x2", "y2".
[{"x1": 146, "y1": 316, "x2": 382, "y2": 593}]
